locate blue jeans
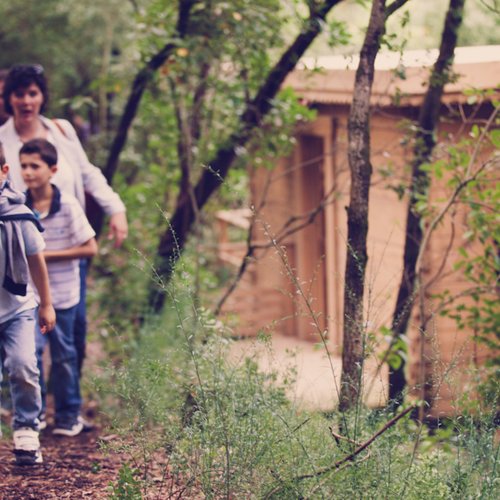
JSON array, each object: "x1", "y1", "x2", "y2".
[
  {"x1": 36, "y1": 305, "x2": 81, "y2": 425},
  {"x1": 74, "y1": 259, "x2": 88, "y2": 376},
  {"x1": 0, "y1": 308, "x2": 41, "y2": 430}
]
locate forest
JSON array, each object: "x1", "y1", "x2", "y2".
[{"x1": 0, "y1": 0, "x2": 499, "y2": 498}]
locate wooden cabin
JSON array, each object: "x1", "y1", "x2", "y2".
[{"x1": 217, "y1": 46, "x2": 499, "y2": 416}]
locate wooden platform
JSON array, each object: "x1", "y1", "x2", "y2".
[{"x1": 229, "y1": 333, "x2": 388, "y2": 411}]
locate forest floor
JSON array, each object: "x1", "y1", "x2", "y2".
[
  {"x1": 0, "y1": 407, "x2": 124, "y2": 500},
  {"x1": 0, "y1": 334, "x2": 128, "y2": 499}
]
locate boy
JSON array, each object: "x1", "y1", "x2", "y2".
[
  {"x1": 20, "y1": 138, "x2": 97, "y2": 437},
  {"x1": 0, "y1": 140, "x2": 55, "y2": 465}
]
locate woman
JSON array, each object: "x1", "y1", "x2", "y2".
[
  {"x1": 0, "y1": 64, "x2": 128, "y2": 427},
  {"x1": 0, "y1": 65, "x2": 127, "y2": 237}
]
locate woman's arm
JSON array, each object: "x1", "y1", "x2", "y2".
[
  {"x1": 43, "y1": 238, "x2": 98, "y2": 262},
  {"x1": 54, "y1": 119, "x2": 126, "y2": 213},
  {"x1": 108, "y1": 212, "x2": 128, "y2": 248},
  {"x1": 51, "y1": 119, "x2": 128, "y2": 247}
]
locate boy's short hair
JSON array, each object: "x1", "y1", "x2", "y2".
[
  {"x1": 20, "y1": 138, "x2": 58, "y2": 167},
  {"x1": 0, "y1": 140, "x2": 5, "y2": 166}
]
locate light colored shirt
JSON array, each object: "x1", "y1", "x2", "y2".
[
  {"x1": 46, "y1": 127, "x2": 78, "y2": 200},
  {"x1": 0, "y1": 218, "x2": 45, "y2": 324},
  {"x1": 34, "y1": 190, "x2": 95, "y2": 310},
  {"x1": 0, "y1": 116, "x2": 125, "y2": 215}
]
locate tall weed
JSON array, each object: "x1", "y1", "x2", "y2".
[{"x1": 97, "y1": 292, "x2": 499, "y2": 498}]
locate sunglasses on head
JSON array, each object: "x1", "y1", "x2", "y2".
[{"x1": 10, "y1": 64, "x2": 44, "y2": 76}]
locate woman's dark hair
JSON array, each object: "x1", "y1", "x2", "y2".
[
  {"x1": 2, "y1": 64, "x2": 48, "y2": 115},
  {"x1": 20, "y1": 138, "x2": 58, "y2": 167}
]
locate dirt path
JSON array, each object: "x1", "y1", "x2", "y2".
[
  {"x1": 0, "y1": 419, "x2": 123, "y2": 500},
  {"x1": 1, "y1": 337, "x2": 125, "y2": 499}
]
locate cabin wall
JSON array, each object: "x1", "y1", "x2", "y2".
[
  {"x1": 220, "y1": 103, "x2": 494, "y2": 416},
  {"x1": 246, "y1": 107, "x2": 412, "y2": 349},
  {"x1": 407, "y1": 121, "x2": 494, "y2": 417}
]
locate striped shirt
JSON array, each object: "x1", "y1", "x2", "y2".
[{"x1": 28, "y1": 187, "x2": 95, "y2": 310}]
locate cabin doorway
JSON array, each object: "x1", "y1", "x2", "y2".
[{"x1": 293, "y1": 134, "x2": 327, "y2": 340}]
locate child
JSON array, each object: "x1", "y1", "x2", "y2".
[
  {"x1": 19, "y1": 138, "x2": 97, "y2": 437},
  {"x1": 0, "y1": 140, "x2": 55, "y2": 465}
]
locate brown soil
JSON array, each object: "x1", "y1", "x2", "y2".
[
  {"x1": 0, "y1": 420, "x2": 123, "y2": 500},
  {"x1": 0, "y1": 338, "x2": 187, "y2": 498}
]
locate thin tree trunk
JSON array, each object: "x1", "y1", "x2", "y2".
[
  {"x1": 98, "y1": 12, "x2": 113, "y2": 134},
  {"x1": 338, "y1": 0, "x2": 387, "y2": 412},
  {"x1": 88, "y1": 0, "x2": 196, "y2": 236},
  {"x1": 388, "y1": 0, "x2": 465, "y2": 407},
  {"x1": 148, "y1": 0, "x2": 344, "y2": 312}
]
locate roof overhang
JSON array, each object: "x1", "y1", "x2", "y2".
[{"x1": 284, "y1": 46, "x2": 500, "y2": 107}]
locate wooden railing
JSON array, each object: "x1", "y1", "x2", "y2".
[{"x1": 215, "y1": 208, "x2": 252, "y2": 267}]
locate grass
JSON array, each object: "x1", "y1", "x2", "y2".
[{"x1": 93, "y1": 284, "x2": 499, "y2": 499}]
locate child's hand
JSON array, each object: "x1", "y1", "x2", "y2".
[{"x1": 39, "y1": 304, "x2": 56, "y2": 334}]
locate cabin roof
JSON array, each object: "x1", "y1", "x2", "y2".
[{"x1": 285, "y1": 46, "x2": 500, "y2": 107}]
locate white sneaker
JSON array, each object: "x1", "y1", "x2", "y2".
[
  {"x1": 52, "y1": 420, "x2": 84, "y2": 437},
  {"x1": 38, "y1": 413, "x2": 47, "y2": 431},
  {"x1": 77, "y1": 415, "x2": 94, "y2": 432},
  {"x1": 13, "y1": 427, "x2": 43, "y2": 465}
]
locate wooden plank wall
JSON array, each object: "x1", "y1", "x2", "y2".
[{"x1": 219, "y1": 104, "x2": 495, "y2": 415}]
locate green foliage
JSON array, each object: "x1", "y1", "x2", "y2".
[
  {"x1": 93, "y1": 268, "x2": 500, "y2": 498},
  {"x1": 379, "y1": 326, "x2": 408, "y2": 371},
  {"x1": 0, "y1": 0, "x2": 136, "y2": 118},
  {"x1": 403, "y1": 451, "x2": 453, "y2": 499},
  {"x1": 430, "y1": 103, "x2": 500, "y2": 404},
  {"x1": 109, "y1": 463, "x2": 143, "y2": 500},
  {"x1": 81, "y1": 0, "x2": 317, "y2": 327}
]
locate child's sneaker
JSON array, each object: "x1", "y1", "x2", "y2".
[
  {"x1": 13, "y1": 427, "x2": 43, "y2": 465},
  {"x1": 77, "y1": 415, "x2": 94, "y2": 432},
  {"x1": 38, "y1": 413, "x2": 47, "y2": 431},
  {"x1": 52, "y1": 420, "x2": 83, "y2": 437}
]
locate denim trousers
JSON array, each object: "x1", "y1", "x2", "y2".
[
  {"x1": 0, "y1": 308, "x2": 41, "y2": 430},
  {"x1": 36, "y1": 304, "x2": 81, "y2": 425},
  {"x1": 74, "y1": 259, "x2": 88, "y2": 376}
]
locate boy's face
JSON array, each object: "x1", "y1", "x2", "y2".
[{"x1": 20, "y1": 153, "x2": 56, "y2": 190}]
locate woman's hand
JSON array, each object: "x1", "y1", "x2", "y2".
[{"x1": 108, "y1": 211, "x2": 128, "y2": 248}]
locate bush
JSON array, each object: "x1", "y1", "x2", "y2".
[{"x1": 98, "y1": 291, "x2": 500, "y2": 498}]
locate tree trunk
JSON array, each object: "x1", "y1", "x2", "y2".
[
  {"x1": 88, "y1": 0, "x2": 196, "y2": 236},
  {"x1": 388, "y1": 0, "x2": 465, "y2": 407},
  {"x1": 338, "y1": 0, "x2": 387, "y2": 412},
  {"x1": 148, "y1": 0, "x2": 344, "y2": 312}
]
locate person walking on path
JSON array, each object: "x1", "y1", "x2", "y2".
[
  {"x1": 0, "y1": 65, "x2": 128, "y2": 423},
  {"x1": 0, "y1": 141, "x2": 56, "y2": 465},
  {"x1": 21, "y1": 138, "x2": 97, "y2": 436}
]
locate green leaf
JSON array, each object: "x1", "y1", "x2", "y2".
[{"x1": 490, "y1": 129, "x2": 500, "y2": 148}]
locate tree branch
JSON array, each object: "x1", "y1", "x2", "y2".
[
  {"x1": 264, "y1": 405, "x2": 416, "y2": 498},
  {"x1": 386, "y1": 0, "x2": 411, "y2": 18},
  {"x1": 214, "y1": 182, "x2": 339, "y2": 316},
  {"x1": 89, "y1": 1, "x2": 197, "y2": 236},
  {"x1": 149, "y1": 0, "x2": 346, "y2": 312},
  {"x1": 104, "y1": 0, "x2": 196, "y2": 183},
  {"x1": 388, "y1": 0, "x2": 465, "y2": 405}
]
